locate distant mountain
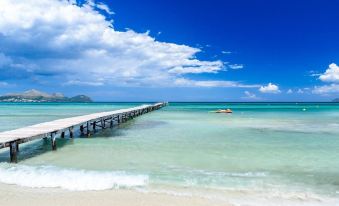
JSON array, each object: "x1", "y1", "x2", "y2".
[
  {"x1": 68, "y1": 95, "x2": 92, "y2": 102},
  {"x1": 0, "y1": 89, "x2": 92, "y2": 103},
  {"x1": 333, "y1": 98, "x2": 339, "y2": 102}
]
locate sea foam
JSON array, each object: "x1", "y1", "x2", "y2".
[{"x1": 0, "y1": 163, "x2": 148, "y2": 191}]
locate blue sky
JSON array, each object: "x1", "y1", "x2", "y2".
[{"x1": 0, "y1": 0, "x2": 338, "y2": 101}]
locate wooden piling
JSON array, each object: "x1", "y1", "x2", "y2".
[
  {"x1": 9, "y1": 142, "x2": 18, "y2": 163},
  {"x1": 87, "y1": 121, "x2": 90, "y2": 137},
  {"x1": 16, "y1": 141, "x2": 19, "y2": 152},
  {"x1": 51, "y1": 133, "x2": 57, "y2": 151},
  {"x1": 101, "y1": 118, "x2": 105, "y2": 129},
  {"x1": 80, "y1": 125, "x2": 84, "y2": 135},
  {"x1": 69, "y1": 127, "x2": 74, "y2": 138},
  {"x1": 93, "y1": 121, "x2": 96, "y2": 132}
]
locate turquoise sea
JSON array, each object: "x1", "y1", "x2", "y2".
[{"x1": 0, "y1": 102, "x2": 338, "y2": 205}]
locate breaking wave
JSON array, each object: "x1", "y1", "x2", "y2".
[{"x1": 0, "y1": 163, "x2": 148, "y2": 191}]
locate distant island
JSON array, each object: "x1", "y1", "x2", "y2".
[
  {"x1": 0, "y1": 89, "x2": 92, "y2": 103},
  {"x1": 333, "y1": 98, "x2": 339, "y2": 102}
]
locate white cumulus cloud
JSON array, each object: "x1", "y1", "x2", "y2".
[
  {"x1": 221, "y1": 51, "x2": 232, "y2": 54},
  {"x1": 297, "y1": 89, "x2": 304, "y2": 94},
  {"x1": 319, "y1": 63, "x2": 339, "y2": 83},
  {"x1": 0, "y1": 0, "x2": 248, "y2": 88},
  {"x1": 259, "y1": 83, "x2": 281, "y2": 94},
  {"x1": 312, "y1": 84, "x2": 339, "y2": 94},
  {"x1": 174, "y1": 78, "x2": 260, "y2": 88},
  {"x1": 312, "y1": 63, "x2": 339, "y2": 94},
  {"x1": 228, "y1": 64, "x2": 244, "y2": 70},
  {"x1": 96, "y1": 2, "x2": 114, "y2": 15},
  {"x1": 242, "y1": 91, "x2": 259, "y2": 99}
]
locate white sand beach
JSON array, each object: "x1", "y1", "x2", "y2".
[{"x1": 0, "y1": 184, "x2": 231, "y2": 206}]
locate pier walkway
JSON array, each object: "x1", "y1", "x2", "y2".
[{"x1": 0, "y1": 102, "x2": 167, "y2": 162}]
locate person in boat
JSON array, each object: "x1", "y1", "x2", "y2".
[{"x1": 215, "y1": 108, "x2": 233, "y2": 113}]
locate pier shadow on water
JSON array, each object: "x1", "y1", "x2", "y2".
[{"x1": 97, "y1": 119, "x2": 167, "y2": 138}]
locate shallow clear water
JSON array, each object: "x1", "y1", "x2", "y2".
[{"x1": 0, "y1": 102, "x2": 338, "y2": 204}]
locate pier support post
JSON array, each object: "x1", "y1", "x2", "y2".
[
  {"x1": 110, "y1": 118, "x2": 113, "y2": 128},
  {"x1": 51, "y1": 133, "x2": 57, "y2": 151},
  {"x1": 101, "y1": 118, "x2": 105, "y2": 129},
  {"x1": 80, "y1": 125, "x2": 84, "y2": 135},
  {"x1": 10, "y1": 142, "x2": 18, "y2": 163},
  {"x1": 87, "y1": 121, "x2": 90, "y2": 137},
  {"x1": 61, "y1": 132, "x2": 65, "y2": 138},
  {"x1": 93, "y1": 121, "x2": 96, "y2": 132},
  {"x1": 16, "y1": 141, "x2": 19, "y2": 152},
  {"x1": 69, "y1": 127, "x2": 74, "y2": 138}
]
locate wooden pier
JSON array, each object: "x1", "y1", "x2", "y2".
[{"x1": 0, "y1": 102, "x2": 167, "y2": 163}]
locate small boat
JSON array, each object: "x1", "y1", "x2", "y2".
[{"x1": 214, "y1": 109, "x2": 233, "y2": 113}]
